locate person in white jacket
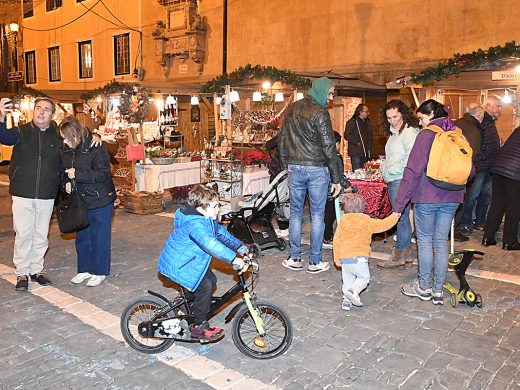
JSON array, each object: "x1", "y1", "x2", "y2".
[{"x1": 377, "y1": 100, "x2": 420, "y2": 268}]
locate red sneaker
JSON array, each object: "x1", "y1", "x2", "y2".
[{"x1": 190, "y1": 321, "x2": 224, "y2": 343}]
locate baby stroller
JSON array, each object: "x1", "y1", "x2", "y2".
[{"x1": 222, "y1": 170, "x2": 290, "y2": 257}]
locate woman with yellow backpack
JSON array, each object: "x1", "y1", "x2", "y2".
[{"x1": 392, "y1": 99, "x2": 474, "y2": 305}]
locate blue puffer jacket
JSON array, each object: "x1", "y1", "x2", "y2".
[{"x1": 157, "y1": 204, "x2": 243, "y2": 291}]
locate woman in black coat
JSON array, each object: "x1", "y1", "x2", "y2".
[
  {"x1": 59, "y1": 116, "x2": 117, "y2": 285},
  {"x1": 482, "y1": 126, "x2": 520, "y2": 250}
]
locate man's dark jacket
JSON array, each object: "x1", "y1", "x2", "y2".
[
  {"x1": 278, "y1": 96, "x2": 341, "y2": 184},
  {"x1": 344, "y1": 116, "x2": 372, "y2": 158},
  {"x1": 60, "y1": 133, "x2": 116, "y2": 210},
  {"x1": 9, "y1": 122, "x2": 61, "y2": 199},
  {"x1": 454, "y1": 113, "x2": 482, "y2": 170},
  {"x1": 479, "y1": 112, "x2": 501, "y2": 172},
  {"x1": 491, "y1": 126, "x2": 520, "y2": 182}
]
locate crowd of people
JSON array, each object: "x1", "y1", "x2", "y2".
[
  {"x1": 0, "y1": 78, "x2": 518, "y2": 339},
  {"x1": 277, "y1": 77, "x2": 519, "y2": 310}
]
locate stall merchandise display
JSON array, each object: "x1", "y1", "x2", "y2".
[{"x1": 345, "y1": 159, "x2": 384, "y2": 182}]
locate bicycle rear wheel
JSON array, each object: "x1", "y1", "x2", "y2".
[
  {"x1": 120, "y1": 296, "x2": 175, "y2": 354},
  {"x1": 232, "y1": 300, "x2": 293, "y2": 359}
]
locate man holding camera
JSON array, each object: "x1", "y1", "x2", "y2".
[{"x1": 1, "y1": 97, "x2": 61, "y2": 290}]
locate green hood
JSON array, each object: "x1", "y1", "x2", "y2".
[{"x1": 308, "y1": 77, "x2": 334, "y2": 108}]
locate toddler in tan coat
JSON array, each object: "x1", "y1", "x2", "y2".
[{"x1": 333, "y1": 193, "x2": 399, "y2": 310}]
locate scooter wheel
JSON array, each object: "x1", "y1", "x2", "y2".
[
  {"x1": 448, "y1": 254, "x2": 463, "y2": 266},
  {"x1": 475, "y1": 294, "x2": 484, "y2": 308},
  {"x1": 449, "y1": 292, "x2": 458, "y2": 308},
  {"x1": 276, "y1": 237, "x2": 287, "y2": 251},
  {"x1": 465, "y1": 290, "x2": 476, "y2": 307}
]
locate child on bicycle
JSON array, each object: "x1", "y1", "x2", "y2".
[
  {"x1": 333, "y1": 193, "x2": 398, "y2": 310},
  {"x1": 157, "y1": 185, "x2": 248, "y2": 342}
]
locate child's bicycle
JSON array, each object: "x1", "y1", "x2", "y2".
[{"x1": 120, "y1": 254, "x2": 293, "y2": 359}]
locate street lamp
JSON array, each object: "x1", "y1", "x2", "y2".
[{"x1": 9, "y1": 23, "x2": 19, "y2": 72}]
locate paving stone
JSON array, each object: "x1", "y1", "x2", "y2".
[
  {"x1": 373, "y1": 353, "x2": 421, "y2": 376},
  {"x1": 398, "y1": 368, "x2": 438, "y2": 390},
  {"x1": 468, "y1": 367, "x2": 494, "y2": 390},
  {"x1": 438, "y1": 368, "x2": 471, "y2": 389},
  {"x1": 300, "y1": 345, "x2": 347, "y2": 374},
  {"x1": 441, "y1": 329, "x2": 500, "y2": 360}
]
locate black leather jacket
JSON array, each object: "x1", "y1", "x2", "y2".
[{"x1": 279, "y1": 97, "x2": 341, "y2": 184}]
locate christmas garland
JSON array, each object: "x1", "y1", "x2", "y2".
[
  {"x1": 80, "y1": 81, "x2": 150, "y2": 123},
  {"x1": 15, "y1": 86, "x2": 49, "y2": 99},
  {"x1": 411, "y1": 41, "x2": 520, "y2": 85},
  {"x1": 200, "y1": 64, "x2": 312, "y2": 93}
]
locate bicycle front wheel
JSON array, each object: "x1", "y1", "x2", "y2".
[
  {"x1": 232, "y1": 300, "x2": 293, "y2": 359},
  {"x1": 120, "y1": 296, "x2": 175, "y2": 354}
]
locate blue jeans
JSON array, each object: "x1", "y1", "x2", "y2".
[
  {"x1": 288, "y1": 165, "x2": 330, "y2": 265},
  {"x1": 414, "y1": 203, "x2": 459, "y2": 292},
  {"x1": 459, "y1": 171, "x2": 492, "y2": 228},
  {"x1": 387, "y1": 180, "x2": 413, "y2": 250},
  {"x1": 76, "y1": 202, "x2": 114, "y2": 276}
]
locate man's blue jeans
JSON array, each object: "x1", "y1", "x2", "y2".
[
  {"x1": 414, "y1": 203, "x2": 459, "y2": 292},
  {"x1": 387, "y1": 180, "x2": 413, "y2": 250},
  {"x1": 288, "y1": 165, "x2": 330, "y2": 265},
  {"x1": 459, "y1": 171, "x2": 492, "y2": 228}
]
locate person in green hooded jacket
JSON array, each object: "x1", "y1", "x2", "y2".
[{"x1": 278, "y1": 77, "x2": 342, "y2": 274}]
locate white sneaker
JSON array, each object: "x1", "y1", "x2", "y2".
[
  {"x1": 306, "y1": 261, "x2": 330, "y2": 274},
  {"x1": 393, "y1": 235, "x2": 417, "y2": 244},
  {"x1": 341, "y1": 299, "x2": 352, "y2": 311},
  {"x1": 344, "y1": 290, "x2": 363, "y2": 307},
  {"x1": 86, "y1": 275, "x2": 106, "y2": 287},
  {"x1": 71, "y1": 272, "x2": 92, "y2": 284},
  {"x1": 282, "y1": 257, "x2": 303, "y2": 271}
]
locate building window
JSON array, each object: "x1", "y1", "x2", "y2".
[
  {"x1": 25, "y1": 51, "x2": 36, "y2": 84},
  {"x1": 48, "y1": 46, "x2": 61, "y2": 82},
  {"x1": 46, "y1": 0, "x2": 62, "y2": 11},
  {"x1": 78, "y1": 40, "x2": 93, "y2": 79},
  {"x1": 23, "y1": 0, "x2": 34, "y2": 18},
  {"x1": 114, "y1": 33, "x2": 130, "y2": 76}
]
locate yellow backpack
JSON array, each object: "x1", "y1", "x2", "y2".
[{"x1": 425, "y1": 124, "x2": 473, "y2": 191}]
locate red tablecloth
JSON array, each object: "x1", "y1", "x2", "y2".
[{"x1": 349, "y1": 179, "x2": 392, "y2": 219}]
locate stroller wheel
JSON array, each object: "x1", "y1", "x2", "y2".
[
  {"x1": 249, "y1": 243, "x2": 261, "y2": 258},
  {"x1": 276, "y1": 238, "x2": 287, "y2": 251}
]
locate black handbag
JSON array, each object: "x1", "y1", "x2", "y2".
[{"x1": 56, "y1": 179, "x2": 89, "y2": 233}]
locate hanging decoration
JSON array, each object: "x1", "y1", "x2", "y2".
[
  {"x1": 411, "y1": 41, "x2": 520, "y2": 85},
  {"x1": 231, "y1": 101, "x2": 289, "y2": 128},
  {"x1": 80, "y1": 81, "x2": 150, "y2": 123},
  {"x1": 200, "y1": 64, "x2": 312, "y2": 93}
]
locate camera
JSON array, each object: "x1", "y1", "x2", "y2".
[
  {"x1": 10, "y1": 98, "x2": 21, "y2": 109},
  {"x1": 3, "y1": 98, "x2": 20, "y2": 111}
]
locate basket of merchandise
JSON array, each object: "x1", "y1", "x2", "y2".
[
  {"x1": 119, "y1": 190, "x2": 163, "y2": 214},
  {"x1": 147, "y1": 146, "x2": 177, "y2": 165}
]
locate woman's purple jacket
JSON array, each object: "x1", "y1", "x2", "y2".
[{"x1": 393, "y1": 117, "x2": 472, "y2": 213}]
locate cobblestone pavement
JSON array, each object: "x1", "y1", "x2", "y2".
[{"x1": 0, "y1": 177, "x2": 519, "y2": 389}]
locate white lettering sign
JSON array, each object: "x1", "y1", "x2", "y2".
[{"x1": 491, "y1": 71, "x2": 520, "y2": 81}]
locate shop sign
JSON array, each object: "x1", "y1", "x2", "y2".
[
  {"x1": 491, "y1": 71, "x2": 520, "y2": 81},
  {"x1": 8, "y1": 71, "x2": 23, "y2": 82}
]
